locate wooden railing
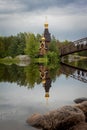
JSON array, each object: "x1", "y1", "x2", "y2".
[{"x1": 60, "y1": 37, "x2": 87, "y2": 56}]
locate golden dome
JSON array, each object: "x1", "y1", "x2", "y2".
[
  {"x1": 44, "y1": 22, "x2": 48, "y2": 29},
  {"x1": 44, "y1": 16, "x2": 48, "y2": 29},
  {"x1": 42, "y1": 79, "x2": 46, "y2": 84},
  {"x1": 45, "y1": 92, "x2": 49, "y2": 98},
  {"x1": 45, "y1": 93, "x2": 49, "y2": 103},
  {"x1": 41, "y1": 36, "x2": 45, "y2": 41}
]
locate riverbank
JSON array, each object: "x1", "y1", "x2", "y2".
[
  {"x1": 0, "y1": 55, "x2": 52, "y2": 65},
  {"x1": 68, "y1": 55, "x2": 87, "y2": 62},
  {"x1": 0, "y1": 55, "x2": 30, "y2": 65},
  {"x1": 0, "y1": 57, "x2": 19, "y2": 65}
]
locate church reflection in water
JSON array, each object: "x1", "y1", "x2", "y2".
[
  {"x1": 38, "y1": 63, "x2": 87, "y2": 101},
  {"x1": 39, "y1": 65, "x2": 52, "y2": 101}
]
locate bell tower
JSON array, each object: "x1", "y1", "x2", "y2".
[
  {"x1": 39, "y1": 17, "x2": 51, "y2": 56},
  {"x1": 44, "y1": 17, "x2": 51, "y2": 49}
]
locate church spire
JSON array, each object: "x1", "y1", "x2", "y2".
[
  {"x1": 44, "y1": 16, "x2": 48, "y2": 29},
  {"x1": 44, "y1": 16, "x2": 51, "y2": 47}
]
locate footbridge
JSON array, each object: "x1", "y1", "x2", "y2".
[{"x1": 60, "y1": 37, "x2": 87, "y2": 56}]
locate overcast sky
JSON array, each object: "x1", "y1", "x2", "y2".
[{"x1": 0, "y1": 0, "x2": 87, "y2": 41}]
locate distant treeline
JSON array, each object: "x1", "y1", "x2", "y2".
[
  {"x1": 0, "y1": 32, "x2": 86, "y2": 58},
  {"x1": 0, "y1": 32, "x2": 26, "y2": 58},
  {"x1": 0, "y1": 32, "x2": 41, "y2": 58}
]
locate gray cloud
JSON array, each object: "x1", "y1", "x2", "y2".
[
  {"x1": 0, "y1": 0, "x2": 87, "y2": 14},
  {"x1": 0, "y1": 0, "x2": 87, "y2": 41},
  {"x1": 0, "y1": 0, "x2": 25, "y2": 14}
]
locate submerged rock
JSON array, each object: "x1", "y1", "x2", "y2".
[{"x1": 74, "y1": 97, "x2": 87, "y2": 104}]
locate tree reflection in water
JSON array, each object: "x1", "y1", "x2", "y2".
[{"x1": 0, "y1": 61, "x2": 87, "y2": 94}]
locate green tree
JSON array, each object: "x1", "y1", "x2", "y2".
[
  {"x1": 16, "y1": 33, "x2": 26, "y2": 55},
  {"x1": 8, "y1": 36, "x2": 18, "y2": 57},
  {"x1": 25, "y1": 33, "x2": 40, "y2": 58},
  {"x1": 0, "y1": 37, "x2": 5, "y2": 57},
  {"x1": 48, "y1": 35, "x2": 60, "y2": 63},
  {"x1": 61, "y1": 40, "x2": 71, "y2": 45},
  {"x1": 78, "y1": 51, "x2": 87, "y2": 57},
  {"x1": 36, "y1": 33, "x2": 41, "y2": 41},
  {"x1": 47, "y1": 51, "x2": 59, "y2": 65}
]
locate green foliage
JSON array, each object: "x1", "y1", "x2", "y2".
[
  {"x1": 36, "y1": 33, "x2": 41, "y2": 41},
  {"x1": 8, "y1": 36, "x2": 18, "y2": 57},
  {"x1": 77, "y1": 51, "x2": 87, "y2": 56},
  {"x1": 47, "y1": 35, "x2": 60, "y2": 64},
  {"x1": 49, "y1": 35, "x2": 58, "y2": 52},
  {"x1": 0, "y1": 32, "x2": 71, "y2": 60},
  {"x1": 24, "y1": 63, "x2": 40, "y2": 87},
  {"x1": 0, "y1": 37, "x2": 5, "y2": 57},
  {"x1": 0, "y1": 63, "x2": 27, "y2": 85},
  {"x1": 25, "y1": 33, "x2": 40, "y2": 58},
  {"x1": 61, "y1": 40, "x2": 71, "y2": 45},
  {"x1": 0, "y1": 61, "x2": 61, "y2": 88},
  {"x1": 49, "y1": 42, "x2": 58, "y2": 52},
  {"x1": 0, "y1": 57, "x2": 19, "y2": 65},
  {"x1": 47, "y1": 51, "x2": 60, "y2": 64},
  {"x1": 16, "y1": 33, "x2": 26, "y2": 55},
  {"x1": 34, "y1": 57, "x2": 48, "y2": 64},
  {"x1": 0, "y1": 33, "x2": 26, "y2": 58}
]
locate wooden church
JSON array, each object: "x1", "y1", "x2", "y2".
[{"x1": 39, "y1": 19, "x2": 51, "y2": 56}]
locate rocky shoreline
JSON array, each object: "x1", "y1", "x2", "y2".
[{"x1": 27, "y1": 98, "x2": 87, "y2": 130}]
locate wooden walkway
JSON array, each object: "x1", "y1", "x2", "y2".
[{"x1": 60, "y1": 37, "x2": 87, "y2": 56}]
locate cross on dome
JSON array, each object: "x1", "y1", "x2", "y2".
[{"x1": 44, "y1": 16, "x2": 48, "y2": 29}]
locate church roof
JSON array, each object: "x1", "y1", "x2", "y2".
[{"x1": 44, "y1": 28, "x2": 51, "y2": 42}]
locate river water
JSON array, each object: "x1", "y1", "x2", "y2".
[{"x1": 0, "y1": 60, "x2": 87, "y2": 130}]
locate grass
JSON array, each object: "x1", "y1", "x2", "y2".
[
  {"x1": 34, "y1": 57, "x2": 48, "y2": 64},
  {"x1": 79, "y1": 56, "x2": 87, "y2": 60},
  {"x1": 0, "y1": 57, "x2": 19, "y2": 65},
  {"x1": 0, "y1": 56, "x2": 48, "y2": 65}
]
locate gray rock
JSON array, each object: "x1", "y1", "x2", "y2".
[
  {"x1": 76, "y1": 101, "x2": 87, "y2": 121},
  {"x1": 74, "y1": 97, "x2": 87, "y2": 104},
  {"x1": 27, "y1": 105, "x2": 85, "y2": 130},
  {"x1": 69, "y1": 122, "x2": 87, "y2": 130}
]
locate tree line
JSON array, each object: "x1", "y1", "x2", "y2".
[
  {"x1": 0, "y1": 32, "x2": 86, "y2": 59},
  {"x1": 0, "y1": 32, "x2": 70, "y2": 58},
  {"x1": 0, "y1": 32, "x2": 41, "y2": 58}
]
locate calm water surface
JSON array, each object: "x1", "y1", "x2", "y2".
[{"x1": 0, "y1": 60, "x2": 87, "y2": 130}]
